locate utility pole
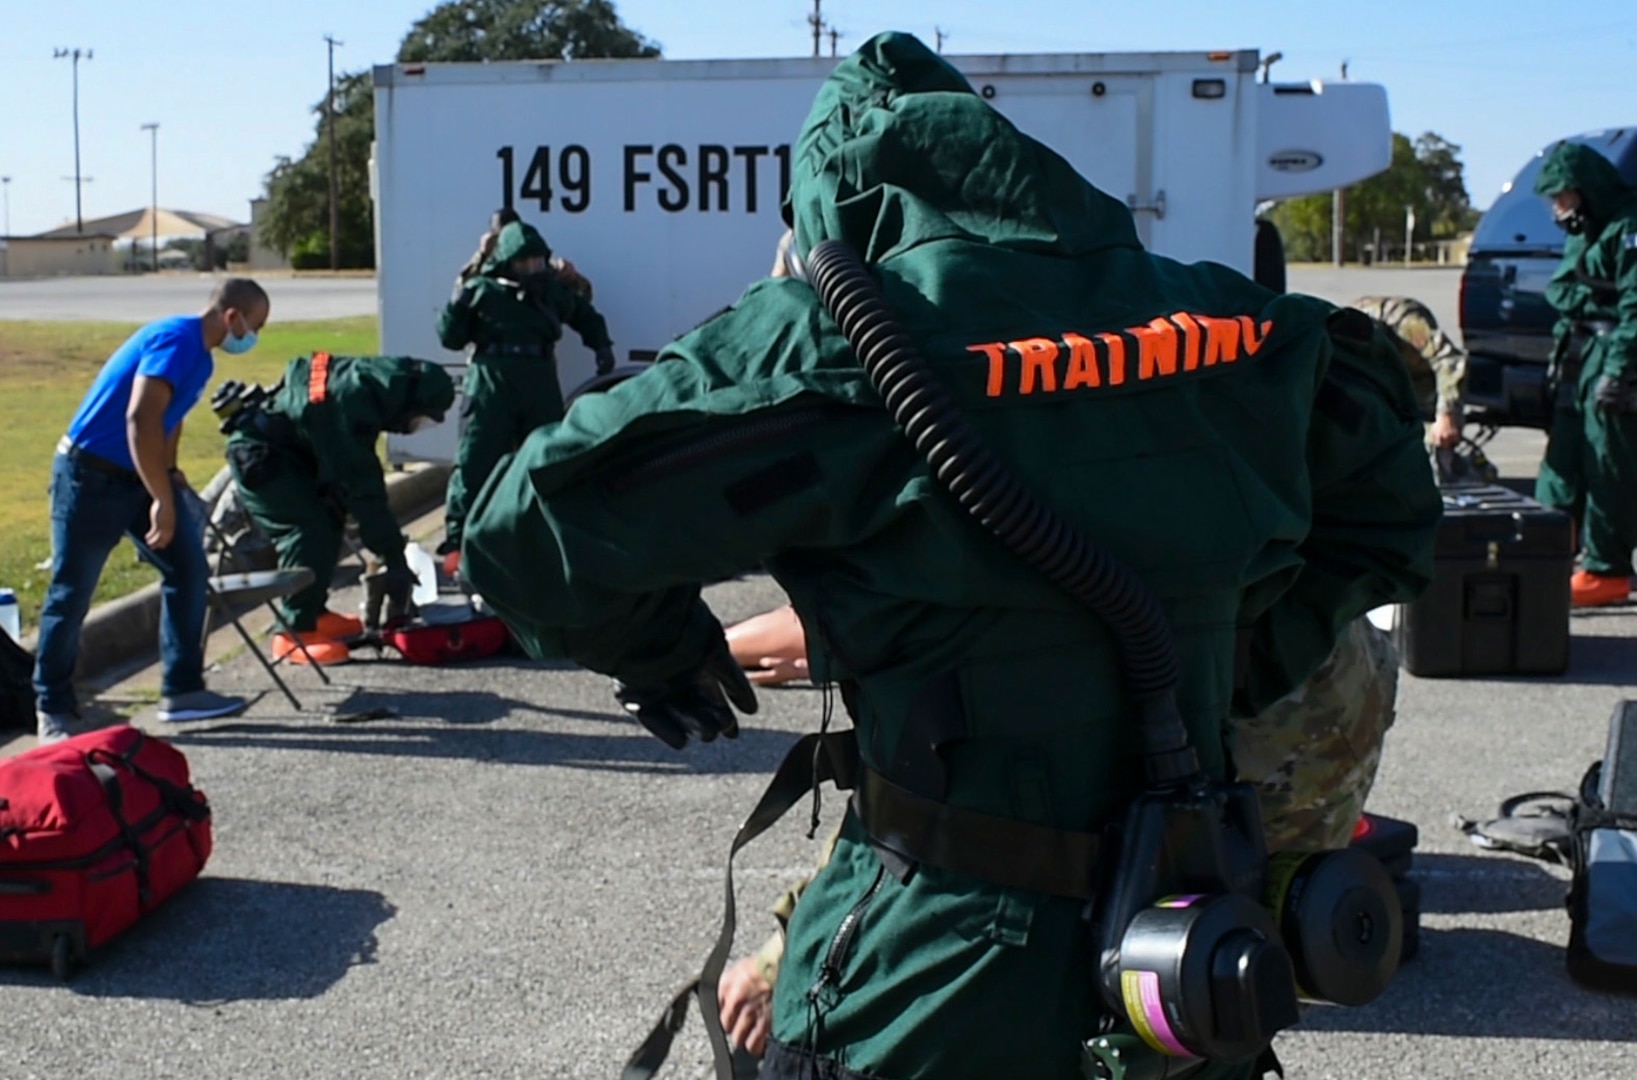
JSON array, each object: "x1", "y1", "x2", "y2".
[
  {"x1": 935, "y1": 27, "x2": 949, "y2": 53},
  {"x1": 808, "y1": 0, "x2": 823, "y2": 58},
  {"x1": 1331, "y1": 59, "x2": 1349, "y2": 267},
  {"x1": 141, "y1": 123, "x2": 159, "y2": 272},
  {"x1": 1404, "y1": 205, "x2": 1415, "y2": 268},
  {"x1": 828, "y1": 27, "x2": 841, "y2": 58},
  {"x1": 1, "y1": 177, "x2": 10, "y2": 238},
  {"x1": 53, "y1": 47, "x2": 93, "y2": 233},
  {"x1": 325, "y1": 34, "x2": 343, "y2": 271}
]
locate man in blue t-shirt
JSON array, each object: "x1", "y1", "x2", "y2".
[{"x1": 33, "y1": 279, "x2": 272, "y2": 742}]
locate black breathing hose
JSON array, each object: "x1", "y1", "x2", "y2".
[{"x1": 805, "y1": 239, "x2": 1199, "y2": 783}]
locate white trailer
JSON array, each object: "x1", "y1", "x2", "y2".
[{"x1": 372, "y1": 50, "x2": 1390, "y2": 463}]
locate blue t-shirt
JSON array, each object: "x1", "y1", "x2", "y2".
[{"x1": 65, "y1": 316, "x2": 214, "y2": 471}]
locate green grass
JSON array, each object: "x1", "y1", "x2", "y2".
[{"x1": 0, "y1": 316, "x2": 379, "y2": 633}]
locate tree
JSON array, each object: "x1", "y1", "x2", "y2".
[
  {"x1": 259, "y1": 0, "x2": 659, "y2": 266},
  {"x1": 1413, "y1": 132, "x2": 1472, "y2": 238},
  {"x1": 260, "y1": 72, "x2": 377, "y2": 269},
  {"x1": 1265, "y1": 130, "x2": 1473, "y2": 264},
  {"x1": 398, "y1": 0, "x2": 660, "y2": 62}
]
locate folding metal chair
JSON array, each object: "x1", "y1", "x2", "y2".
[{"x1": 200, "y1": 511, "x2": 332, "y2": 712}]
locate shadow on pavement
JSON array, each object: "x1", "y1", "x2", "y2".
[
  {"x1": 0, "y1": 877, "x2": 394, "y2": 1003},
  {"x1": 1411, "y1": 852, "x2": 1568, "y2": 914},
  {"x1": 1299, "y1": 926, "x2": 1637, "y2": 1040},
  {"x1": 164, "y1": 688, "x2": 801, "y2": 776}
]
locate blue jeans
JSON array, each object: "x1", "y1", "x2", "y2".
[{"x1": 33, "y1": 452, "x2": 209, "y2": 715}]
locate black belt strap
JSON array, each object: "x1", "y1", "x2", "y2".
[
  {"x1": 57, "y1": 437, "x2": 140, "y2": 482},
  {"x1": 855, "y1": 767, "x2": 1103, "y2": 901},
  {"x1": 476, "y1": 342, "x2": 552, "y2": 358},
  {"x1": 626, "y1": 727, "x2": 1110, "y2": 1077}
]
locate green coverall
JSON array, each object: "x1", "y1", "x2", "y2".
[
  {"x1": 225, "y1": 354, "x2": 455, "y2": 630},
  {"x1": 463, "y1": 34, "x2": 1439, "y2": 1080},
  {"x1": 1532, "y1": 143, "x2": 1637, "y2": 576},
  {"x1": 437, "y1": 221, "x2": 615, "y2": 552}
]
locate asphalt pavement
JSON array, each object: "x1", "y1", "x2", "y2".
[
  {"x1": 3, "y1": 266, "x2": 1635, "y2": 1079},
  {"x1": 0, "y1": 273, "x2": 378, "y2": 322}
]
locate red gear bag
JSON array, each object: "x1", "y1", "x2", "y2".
[{"x1": 0, "y1": 725, "x2": 212, "y2": 979}]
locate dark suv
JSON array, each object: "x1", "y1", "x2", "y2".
[{"x1": 1459, "y1": 128, "x2": 1637, "y2": 428}]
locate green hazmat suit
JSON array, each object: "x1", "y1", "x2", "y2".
[
  {"x1": 437, "y1": 221, "x2": 615, "y2": 552},
  {"x1": 225, "y1": 354, "x2": 455, "y2": 630},
  {"x1": 1532, "y1": 143, "x2": 1637, "y2": 576},
  {"x1": 463, "y1": 33, "x2": 1439, "y2": 1080}
]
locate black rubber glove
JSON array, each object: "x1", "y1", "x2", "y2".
[
  {"x1": 1594, "y1": 372, "x2": 1637, "y2": 414},
  {"x1": 614, "y1": 639, "x2": 758, "y2": 750},
  {"x1": 379, "y1": 565, "x2": 418, "y2": 628},
  {"x1": 595, "y1": 345, "x2": 617, "y2": 376}
]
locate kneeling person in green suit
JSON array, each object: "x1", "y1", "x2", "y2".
[{"x1": 223, "y1": 354, "x2": 455, "y2": 665}]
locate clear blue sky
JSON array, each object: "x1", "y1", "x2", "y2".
[{"x1": 1, "y1": 0, "x2": 1632, "y2": 237}]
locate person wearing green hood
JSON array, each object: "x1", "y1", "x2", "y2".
[
  {"x1": 1532, "y1": 142, "x2": 1637, "y2": 607},
  {"x1": 464, "y1": 32, "x2": 1438, "y2": 1080},
  {"x1": 224, "y1": 354, "x2": 455, "y2": 665},
  {"x1": 436, "y1": 220, "x2": 616, "y2": 574}
]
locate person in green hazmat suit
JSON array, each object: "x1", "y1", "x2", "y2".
[
  {"x1": 436, "y1": 220, "x2": 617, "y2": 573},
  {"x1": 463, "y1": 33, "x2": 1439, "y2": 1080},
  {"x1": 1532, "y1": 142, "x2": 1637, "y2": 607},
  {"x1": 224, "y1": 354, "x2": 455, "y2": 665}
]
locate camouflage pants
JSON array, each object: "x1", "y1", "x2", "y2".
[{"x1": 1231, "y1": 616, "x2": 1400, "y2": 851}]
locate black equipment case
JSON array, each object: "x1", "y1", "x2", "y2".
[{"x1": 1394, "y1": 483, "x2": 1573, "y2": 677}]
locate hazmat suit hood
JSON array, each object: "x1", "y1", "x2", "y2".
[
  {"x1": 484, "y1": 221, "x2": 553, "y2": 277},
  {"x1": 1534, "y1": 142, "x2": 1636, "y2": 228},
  {"x1": 784, "y1": 31, "x2": 1142, "y2": 268},
  {"x1": 357, "y1": 356, "x2": 456, "y2": 430}
]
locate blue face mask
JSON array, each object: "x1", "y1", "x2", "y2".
[{"x1": 220, "y1": 314, "x2": 259, "y2": 355}]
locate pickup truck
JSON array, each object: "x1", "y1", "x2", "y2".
[{"x1": 1459, "y1": 128, "x2": 1637, "y2": 428}]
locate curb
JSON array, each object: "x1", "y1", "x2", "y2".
[{"x1": 56, "y1": 464, "x2": 450, "y2": 685}]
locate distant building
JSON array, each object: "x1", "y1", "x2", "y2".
[
  {"x1": 246, "y1": 198, "x2": 290, "y2": 271},
  {"x1": 26, "y1": 208, "x2": 246, "y2": 274},
  {"x1": 0, "y1": 233, "x2": 119, "y2": 278}
]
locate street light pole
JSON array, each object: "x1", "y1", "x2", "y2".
[
  {"x1": 141, "y1": 123, "x2": 159, "y2": 272},
  {"x1": 53, "y1": 47, "x2": 93, "y2": 233},
  {"x1": 324, "y1": 34, "x2": 343, "y2": 271}
]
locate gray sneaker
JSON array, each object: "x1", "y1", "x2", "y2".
[
  {"x1": 36, "y1": 711, "x2": 76, "y2": 744},
  {"x1": 157, "y1": 689, "x2": 248, "y2": 723}
]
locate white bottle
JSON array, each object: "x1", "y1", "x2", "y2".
[
  {"x1": 0, "y1": 588, "x2": 21, "y2": 645},
  {"x1": 403, "y1": 543, "x2": 440, "y2": 608}
]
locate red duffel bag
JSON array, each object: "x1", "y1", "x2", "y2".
[
  {"x1": 384, "y1": 615, "x2": 511, "y2": 665},
  {"x1": 0, "y1": 724, "x2": 212, "y2": 979}
]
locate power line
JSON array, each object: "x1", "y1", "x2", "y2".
[{"x1": 52, "y1": 47, "x2": 92, "y2": 234}]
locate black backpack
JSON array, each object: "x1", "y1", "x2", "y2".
[
  {"x1": 1458, "y1": 701, "x2": 1637, "y2": 994},
  {"x1": 0, "y1": 632, "x2": 35, "y2": 730}
]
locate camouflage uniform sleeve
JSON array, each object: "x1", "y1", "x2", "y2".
[
  {"x1": 1430, "y1": 329, "x2": 1467, "y2": 418},
  {"x1": 1234, "y1": 308, "x2": 1441, "y2": 717}
]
